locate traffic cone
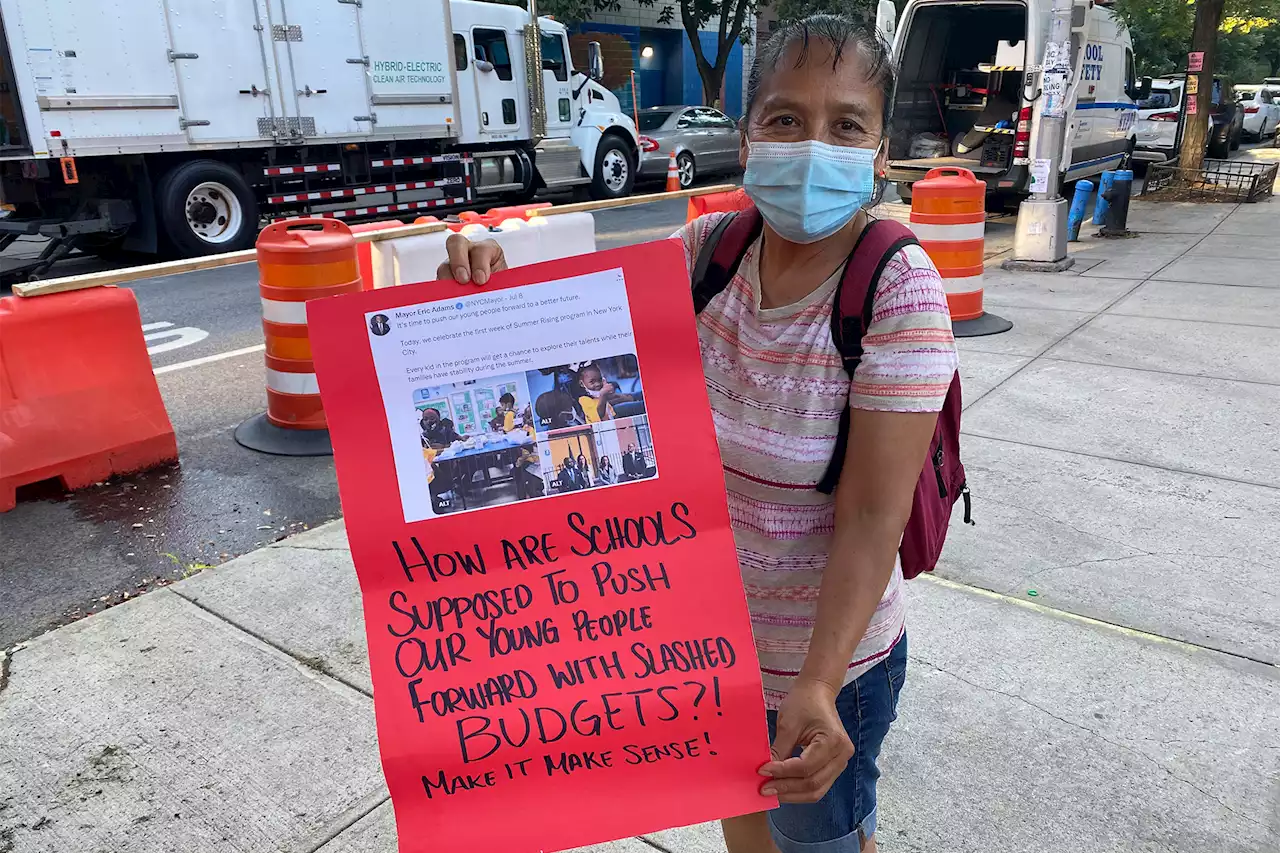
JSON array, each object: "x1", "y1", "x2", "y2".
[
  {"x1": 235, "y1": 219, "x2": 362, "y2": 456},
  {"x1": 665, "y1": 151, "x2": 681, "y2": 192},
  {"x1": 909, "y1": 168, "x2": 1011, "y2": 337}
]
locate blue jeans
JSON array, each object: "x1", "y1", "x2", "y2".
[{"x1": 766, "y1": 635, "x2": 907, "y2": 853}]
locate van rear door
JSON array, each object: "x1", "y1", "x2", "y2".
[{"x1": 886, "y1": 1, "x2": 1029, "y2": 192}]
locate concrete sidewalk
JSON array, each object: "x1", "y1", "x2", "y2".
[{"x1": 3, "y1": 197, "x2": 1278, "y2": 853}]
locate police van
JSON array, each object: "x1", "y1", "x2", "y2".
[{"x1": 880, "y1": 0, "x2": 1150, "y2": 204}]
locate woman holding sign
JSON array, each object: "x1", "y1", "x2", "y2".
[{"x1": 438, "y1": 16, "x2": 957, "y2": 853}]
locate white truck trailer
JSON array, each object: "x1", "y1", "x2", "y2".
[{"x1": 0, "y1": 0, "x2": 638, "y2": 274}]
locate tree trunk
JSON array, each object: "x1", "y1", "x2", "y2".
[
  {"x1": 1177, "y1": 0, "x2": 1226, "y2": 173},
  {"x1": 698, "y1": 62, "x2": 726, "y2": 108},
  {"x1": 679, "y1": 0, "x2": 751, "y2": 110}
]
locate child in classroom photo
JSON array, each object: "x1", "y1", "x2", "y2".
[
  {"x1": 490, "y1": 392, "x2": 519, "y2": 433},
  {"x1": 577, "y1": 362, "x2": 634, "y2": 424}
]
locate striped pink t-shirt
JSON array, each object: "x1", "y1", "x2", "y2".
[{"x1": 677, "y1": 213, "x2": 959, "y2": 709}]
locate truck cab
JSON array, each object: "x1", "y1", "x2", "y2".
[
  {"x1": 885, "y1": 0, "x2": 1147, "y2": 203},
  {"x1": 446, "y1": 2, "x2": 639, "y2": 201}
]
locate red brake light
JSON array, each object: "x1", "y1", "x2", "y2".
[
  {"x1": 1244, "y1": 106, "x2": 1260, "y2": 114},
  {"x1": 638, "y1": 135, "x2": 659, "y2": 153},
  {"x1": 1013, "y1": 106, "x2": 1032, "y2": 158},
  {"x1": 1149, "y1": 111, "x2": 1179, "y2": 121}
]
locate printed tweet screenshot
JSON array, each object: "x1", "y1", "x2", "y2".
[{"x1": 365, "y1": 268, "x2": 658, "y2": 523}]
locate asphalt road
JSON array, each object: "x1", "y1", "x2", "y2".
[{"x1": 0, "y1": 191, "x2": 713, "y2": 648}]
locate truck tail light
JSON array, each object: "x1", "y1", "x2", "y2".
[
  {"x1": 1013, "y1": 106, "x2": 1032, "y2": 159},
  {"x1": 1149, "y1": 111, "x2": 1179, "y2": 121},
  {"x1": 638, "y1": 135, "x2": 660, "y2": 153}
]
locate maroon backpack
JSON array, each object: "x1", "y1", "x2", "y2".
[{"x1": 691, "y1": 208, "x2": 972, "y2": 579}]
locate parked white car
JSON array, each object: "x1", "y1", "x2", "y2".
[
  {"x1": 1236, "y1": 85, "x2": 1280, "y2": 140},
  {"x1": 1133, "y1": 79, "x2": 1183, "y2": 165}
]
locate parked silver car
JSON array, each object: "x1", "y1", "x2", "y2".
[{"x1": 636, "y1": 106, "x2": 743, "y2": 188}]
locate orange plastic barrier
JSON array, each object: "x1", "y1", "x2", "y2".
[
  {"x1": 0, "y1": 289, "x2": 177, "y2": 511},
  {"x1": 909, "y1": 168, "x2": 987, "y2": 322},
  {"x1": 686, "y1": 187, "x2": 753, "y2": 222},
  {"x1": 349, "y1": 220, "x2": 405, "y2": 291},
  {"x1": 450, "y1": 204, "x2": 553, "y2": 232},
  {"x1": 253, "y1": 220, "x2": 361, "y2": 436},
  {"x1": 486, "y1": 203, "x2": 552, "y2": 221}
]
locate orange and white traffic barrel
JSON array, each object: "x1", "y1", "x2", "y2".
[
  {"x1": 909, "y1": 167, "x2": 1011, "y2": 337},
  {"x1": 235, "y1": 219, "x2": 362, "y2": 455}
]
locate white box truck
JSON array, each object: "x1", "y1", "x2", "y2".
[
  {"x1": 0, "y1": 0, "x2": 638, "y2": 273},
  {"x1": 880, "y1": 0, "x2": 1150, "y2": 206}
]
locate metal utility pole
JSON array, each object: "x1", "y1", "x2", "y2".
[
  {"x1": 525, "y1": 0, "x2": 547, "y2": 141},
  {"x1": 1005, "y1": 0, "x2": 1076, "y2": 271}
]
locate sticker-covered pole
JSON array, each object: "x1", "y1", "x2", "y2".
[
  {"x1": 1005, "y1": 0, "x2": 1075, "y2": 270},
  {"x1": 1032, "y1": 0, "x2": 1074, "y2": 202}
]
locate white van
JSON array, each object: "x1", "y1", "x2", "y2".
[{"x1": 884, "y1": 0, "x2": 1148, "y2": 204}]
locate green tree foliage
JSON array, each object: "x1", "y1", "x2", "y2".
[
  {"x1": 1256, "y1": 21, "x2": 1280, "y2": 75},
  {"x1": 1116, "y1": 0, "x2": 1277, "y2": 83}
]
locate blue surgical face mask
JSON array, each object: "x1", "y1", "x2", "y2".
[{"x1": 743, "y1": 139, "x2": 883, "y2": 244}]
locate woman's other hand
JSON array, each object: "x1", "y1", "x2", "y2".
[
  {"x1": 434, "y1": 233, "x2": 508, "y2": 284},
  {"x1": 759, "y1": 678, "x2": 854, "y2": 803}
]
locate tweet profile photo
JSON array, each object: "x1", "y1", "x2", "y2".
[{"x1": 369, "y1": 314, "x2": 390, "y2": 337}]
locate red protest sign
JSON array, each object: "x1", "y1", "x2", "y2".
[
  {"x1": 307, "y1": 241, "x2": 774, "y2": 853},
  {"x1": 1188, "y1": 51, "x2": 1204, "y2": 72}
]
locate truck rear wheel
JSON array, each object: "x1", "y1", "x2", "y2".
[
  {"x1": 156, "y1": 160, "x2": 259, "y2": 256},
  {"x1": 590, "y1": 136, "x2": 635, "y2": 200}
]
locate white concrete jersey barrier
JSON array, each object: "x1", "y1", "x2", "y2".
[{"x1": 366, "y1": 213, "x2": 597, "y2": 289}]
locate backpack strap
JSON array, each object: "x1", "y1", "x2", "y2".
[
  {"x1": 692, "y1": 208, "x2": 764, "y2": 314},
  {"x1": 816, "y1": 217, "x2": 921, "y2": 495}
]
